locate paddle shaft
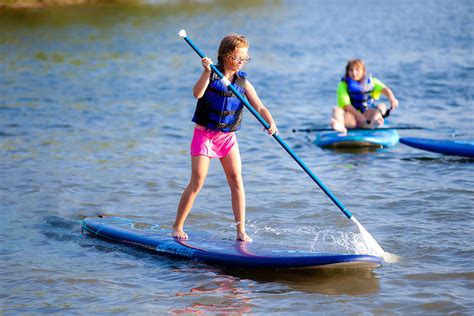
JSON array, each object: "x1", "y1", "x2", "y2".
[{"x1": 181, "y1": 33, "x2": 353, "y2": 219}]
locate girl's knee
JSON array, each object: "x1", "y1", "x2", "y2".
[
  {"x1": 226, "y1": 174, "x2": 243, "y2": 190},
  {"x1": 188, "y1": 176, "x2": 206, "y2": 193}
]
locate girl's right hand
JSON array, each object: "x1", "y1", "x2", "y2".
[{"x1": 201, "y1": 57, "x2": 212, "y2": 72}]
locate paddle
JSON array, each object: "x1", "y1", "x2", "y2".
[
  {"x1": 178, "y1": 30, "x2": 386, "y2": 259},
  {"x1": 293, "y1": 126, "x2": 425, "y2": 133}
]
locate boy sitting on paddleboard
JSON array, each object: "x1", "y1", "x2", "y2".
[{"x1": 331, "y1": 59, "x2": 399, "y2": 133}]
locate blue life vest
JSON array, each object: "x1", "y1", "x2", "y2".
[
  {"x1": 192, "y1": 69, "x2": 247, "y2": 132},
  {"x1": 343, "y1": 75, "x2": 375, "y2": 113}
]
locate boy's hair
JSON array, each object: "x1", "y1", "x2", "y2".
[
  {"x1": 217, "y1": 34, "x2": 249, "y2": 65},
  {"x1": 345, "y1": 59, "x2": 366, "y2": 78}
]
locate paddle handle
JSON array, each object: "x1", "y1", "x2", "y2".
[{"x1": 179, "y1": 30, "x2": 353, "y2": 219}]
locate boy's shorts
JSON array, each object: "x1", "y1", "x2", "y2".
[{"x1": 190, "y1": 125, "x2": 237, "y2": 158}]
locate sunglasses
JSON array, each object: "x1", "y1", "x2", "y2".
[{"x1": 228, "y1": 56, "x2": 251, "y2": 63}]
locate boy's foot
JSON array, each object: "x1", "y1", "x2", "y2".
[
  {"x1": 331, "y1": 118, "x2": 347, "y2": 133},
  {"x1": 172, "y1": 229, "x2": 188, "y2": 240},
  {"x1": 371, "y1": 107, "x2": 386, "y2": 128},
  {"x1": 237, "y1": 231, "x2": 253, "y2": 243}
]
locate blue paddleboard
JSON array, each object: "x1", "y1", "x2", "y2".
[
  {"x1": 399, "y1": 137, "x2": 474, "y2": 158},
  {"x1": 82, "y1": 217, "x2": 383, "y2": 270},
  {"x1": 315, "y1": 129, "x2": 399, "y2": 148}
]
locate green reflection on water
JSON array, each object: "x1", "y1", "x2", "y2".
[{"x1": 0, "y1": 0, "x2": 276, "y2": 26}]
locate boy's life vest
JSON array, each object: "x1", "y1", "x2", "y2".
[
  {"x1": 192, "y1": 68, "x2": 247, "y2": 132},
  {"x1": 343, "y1": 75, "x2": 375, "y2": 113}
]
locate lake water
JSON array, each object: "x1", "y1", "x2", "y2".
[{"x1": 1, "y1": 0, "x2": 473, "y2": 314}]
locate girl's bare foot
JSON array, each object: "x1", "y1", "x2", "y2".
[
  {"x1": 331, "y1": 118, "x2": 347, "y2": 133},
  {"x1": 172, "y1": 228, "x2": 188, "y2": 240},
  {"x1": 237, "y1": 231, "x2": 253, "y2": 243}
]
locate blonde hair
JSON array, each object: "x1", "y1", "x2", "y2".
[
  {"x1": 217, "y1": 34, "x2": 249, "y2": 66},
  {"x1": 345, "y1": 59, "x2": 367, "y2": 79}
]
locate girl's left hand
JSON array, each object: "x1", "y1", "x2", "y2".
[{"x1": 266, "y1": 123, "x2": 278, "y2": 135}]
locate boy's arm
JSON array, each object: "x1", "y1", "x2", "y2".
[
  {"x1": 337, "y1": 81, "x2": 351, "y2": 108},
  {"x1": 372, "y1": 77, "x2": 398, "y2": 109},
  {"x1": 381, "y1": 86, "x2": 399, "y2": 110}
]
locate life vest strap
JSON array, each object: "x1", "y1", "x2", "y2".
[
  {"x1": 215, "y1": 110, "x2": 242, "y2": 131},
  {"x1": 207, "y1": 86, "x2": 236, "y2": 97},
  {"x1": 209, "y1": 108, "x2": 238, "y2": 116}
]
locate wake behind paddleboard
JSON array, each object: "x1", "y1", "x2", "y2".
[
  {"x1": 315, "y1": 129, "x2": 399, "y2": 148},
  {"x1": 399, "y1": 137, "x2": 474, "y2": 158},
  {"x1": 82, "y1": 217, "x2": 383, "y2": 270}
]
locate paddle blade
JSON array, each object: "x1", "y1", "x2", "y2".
[
  {"x1": 351, "y1": 217, "x2": 400, "y2": 263},
  {"x1": 351, "y1": 216, "x2": 385, "y2": 257}
]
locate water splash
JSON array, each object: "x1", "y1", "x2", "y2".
[
  {"x1": 248, "y1": 219, "x2": 401, "y2": 263},
  {"x1": 311, "y1": 229, "x2": 362, "y2": 253},
  {"x1": 351, "y1": 217, "x2": 400, "y2": 263}
]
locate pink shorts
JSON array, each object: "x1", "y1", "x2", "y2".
[{"x1": 190, "y1": 126, "x2": 237, "y2": 158}]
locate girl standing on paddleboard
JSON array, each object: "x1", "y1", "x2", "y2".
[
  {"x1": 331, "y1": 59, "x2": 399, "y2": 133},
  {"x1": 173, "y1": 34, "x2": 277, "y2": 242}
]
